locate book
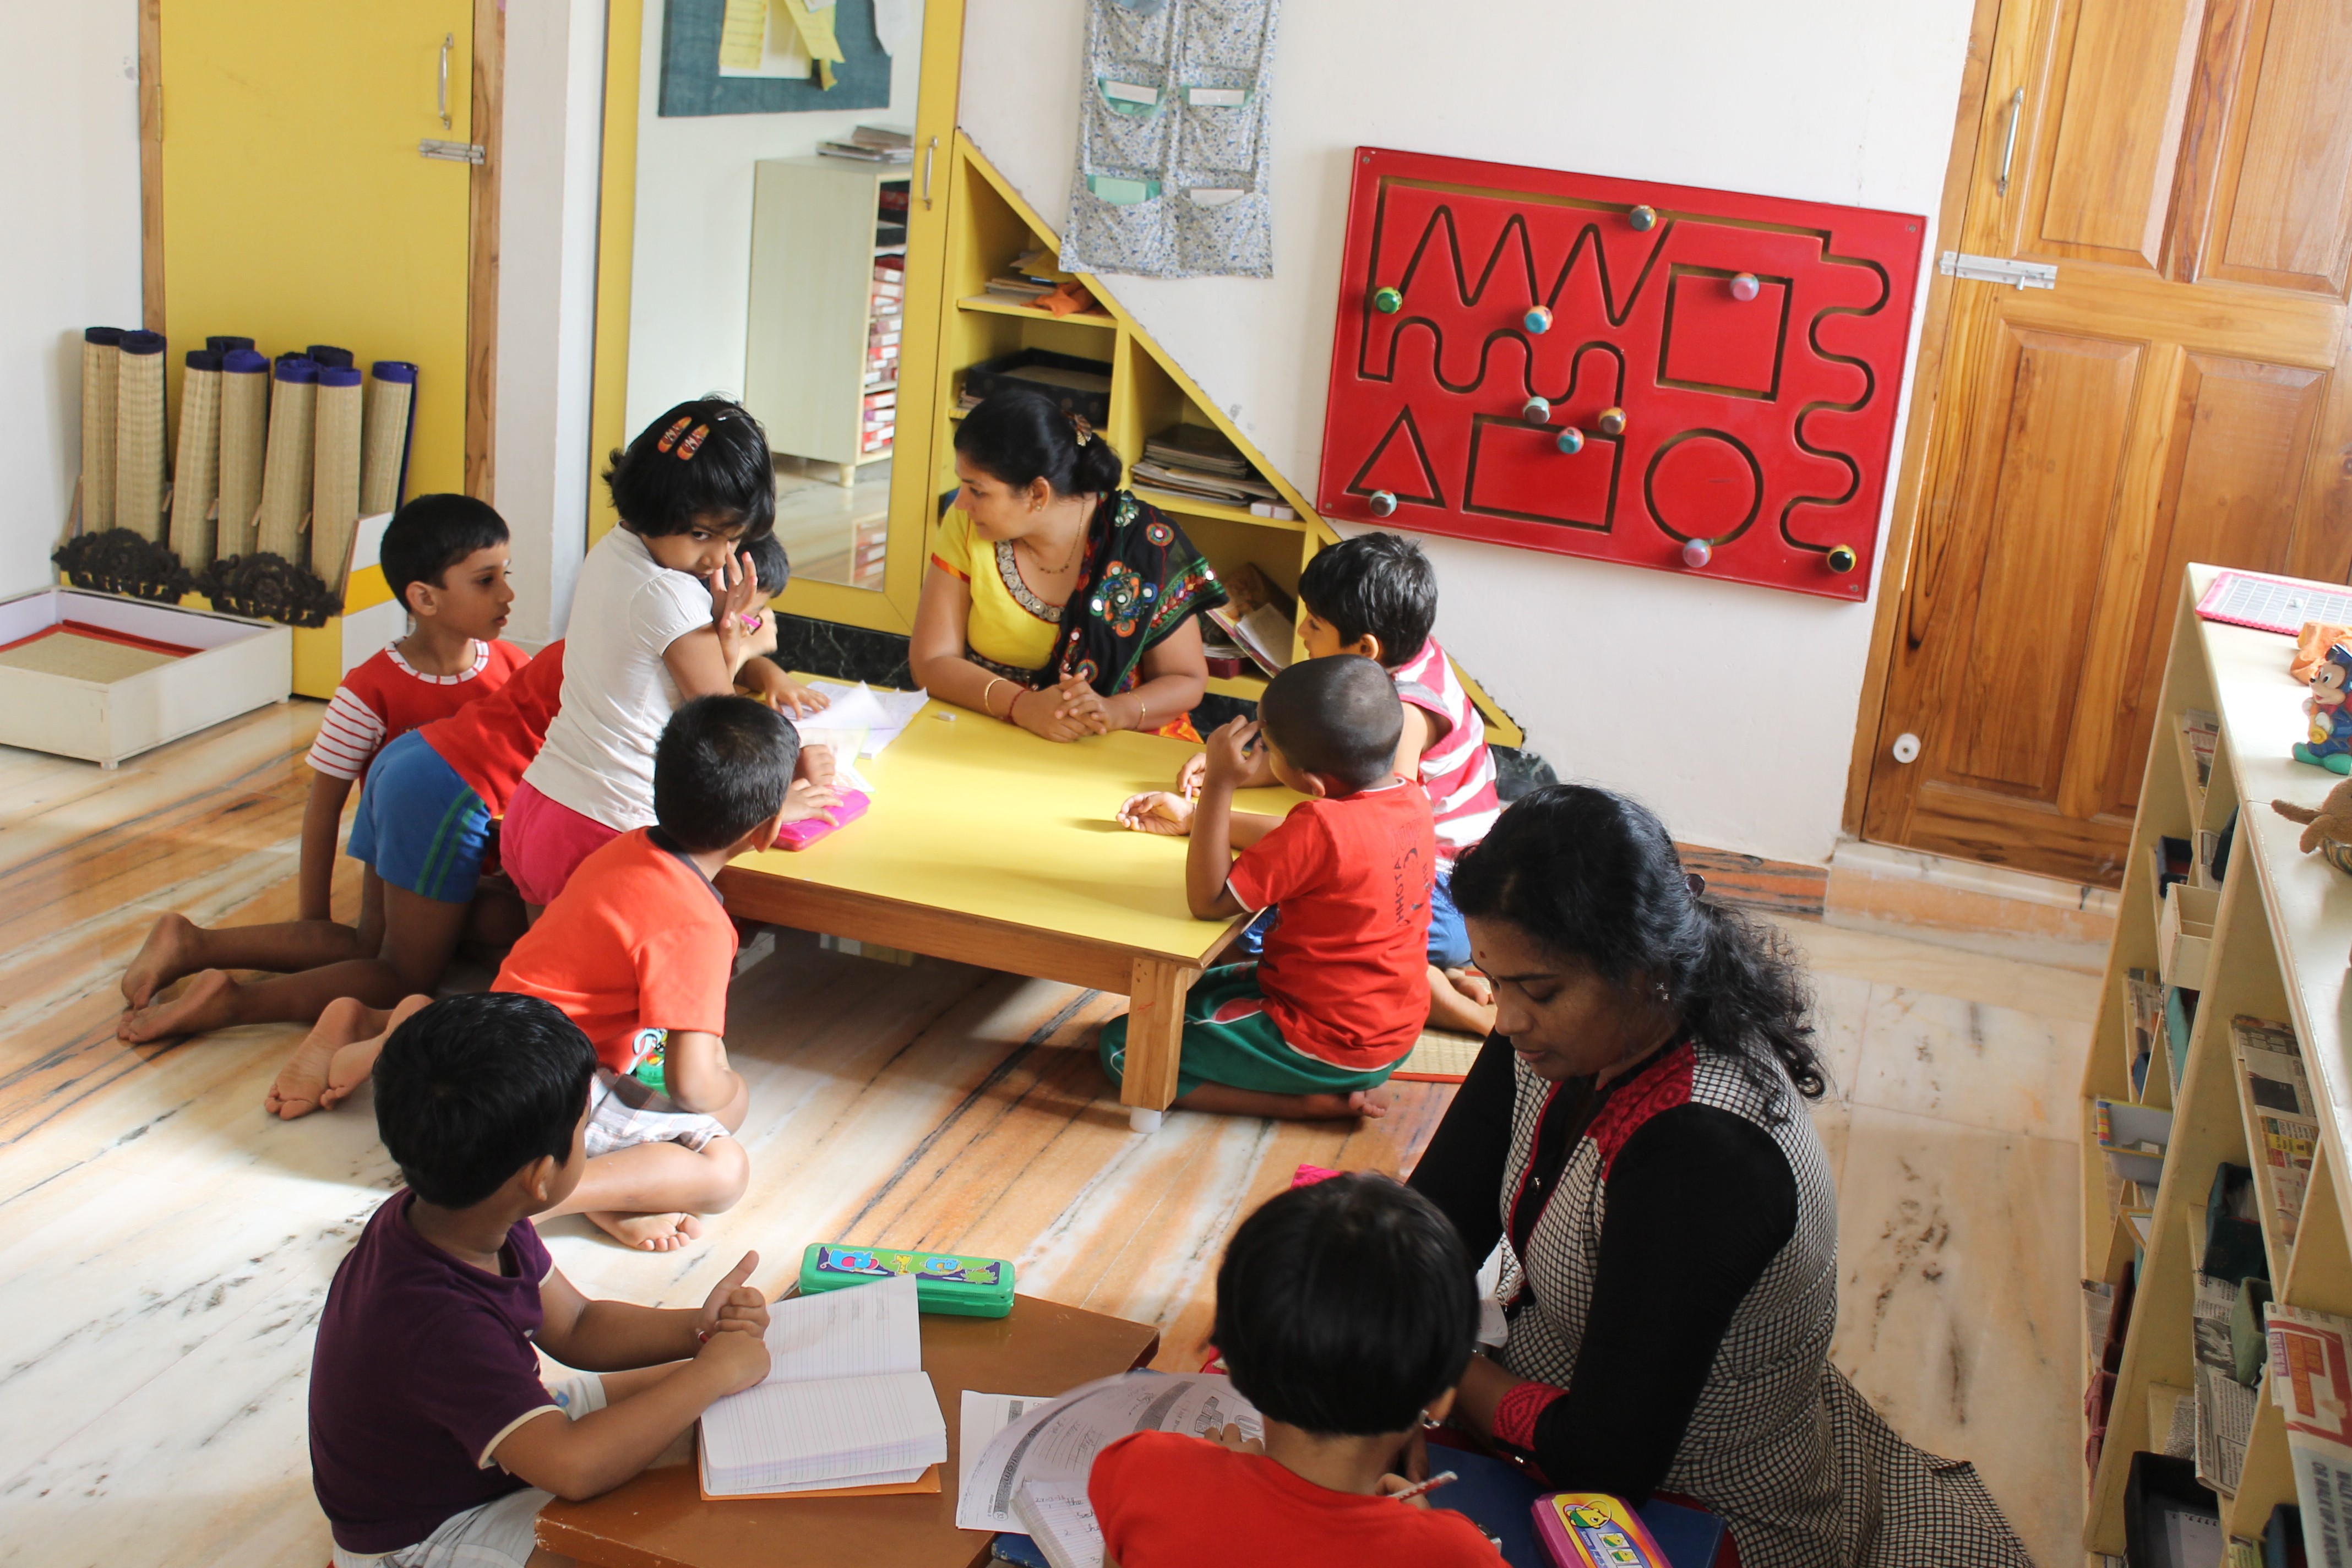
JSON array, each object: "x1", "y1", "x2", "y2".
[
  {"x1": 2231, "y1": 1016, "x2": 2317, "y2": 1246},
  {"x1": 695, "y1": 1273, "x2": 948, "y2": 1498},
  {"x1": 1206, "y1": 603, "x2": 1294, "y2": 678},
  {"x1": 819, "y1": 139, "x2": 914, "y2": 163},
  {"x1": 852, "y1": 123, "x2": 914, "y2": 149},
  {"x1": 1013, "y1": 1482, "x2": 1104, "y2": 1568},
  {"x1": 2195, "y1": 1270, "x2": 2257, "y2": 1496},
  {"x1": 2268, "y1": 1303, "x2": 2352, "y2": 1566}
]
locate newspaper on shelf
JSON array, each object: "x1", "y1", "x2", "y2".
[
  {"x1": 2230, "y1": 1016, "x2": 2317, "y2": 1248},
  {"x1": 2195, "y1": 1271, "x2": 2257, "y2": 1496},
  {"x1": 955, "y1": 1373, "x2": 1261, "y2": 1533},
  {"x1": 2268, "y1": 1302, "x2": 2352, "y2": 1567}
]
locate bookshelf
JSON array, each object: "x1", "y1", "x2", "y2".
[
  {"x1": 925, "y1": 135, "x2": 1522, "y2": 739},
  {"x1": 2079, "y1": 563, "x2": 2352, "y2": 1559},
  {"x1": 745, "y1": 155, "x2": 911, "y2": 483}
]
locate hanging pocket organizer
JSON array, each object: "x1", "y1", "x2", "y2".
[{"x1": 1061, "y1": 0, "x2": 1281, "y2": 280}]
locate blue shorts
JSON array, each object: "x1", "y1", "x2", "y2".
[
  {"x1": 346, "y1": 729, "x2": 496, "y2": 904},
  {"x1": 1233, "y1": 865, "x2": 1473, "y2": 970}
]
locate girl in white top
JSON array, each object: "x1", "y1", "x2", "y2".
[{"x1": 504, "y1": 399, "x2": 833, "y2": 907}]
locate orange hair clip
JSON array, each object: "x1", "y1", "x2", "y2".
[{"x1": 654, "y1": 415, "x2": 694, "y2": 453}]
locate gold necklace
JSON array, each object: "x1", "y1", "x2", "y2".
[{"x1": 1020, "y1": 519, "x2": 1086, "y2": 575}]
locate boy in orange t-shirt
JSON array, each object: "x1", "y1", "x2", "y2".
[{"x1": 1090, "y1": 1174, "x2": 1500, "y2": 1568}]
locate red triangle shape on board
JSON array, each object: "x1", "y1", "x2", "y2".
[{"x1": 1348, "y1": 406, "x2": 1445, "y2": 507}]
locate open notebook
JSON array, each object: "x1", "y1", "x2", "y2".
[{"x1": 697, "y1": 1272, "x2": 949, "y2": 1498}]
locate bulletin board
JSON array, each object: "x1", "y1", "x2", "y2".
[
  {"x1": 1316, "y1": 148, "x2": 1926, "y2": 600},
  {"x1": 659, "y1": 0, "x2": 894, "y2": 117}
]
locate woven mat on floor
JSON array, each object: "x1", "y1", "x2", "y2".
[{"x1": 1390, "y1": 1027, "x2": 1483, "y2": 1083}]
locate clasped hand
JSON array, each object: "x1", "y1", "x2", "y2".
[
  {"x1": 693, "y1": 1250, "x2": 772, "y2": 1390},
  {"x1": 1011, "y1": 677, "x2": 1120, "y2": 742}
]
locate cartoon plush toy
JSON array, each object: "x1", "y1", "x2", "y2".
[
  {"x1": 2275, "y1": 779, "x2": 2352, "y2": 871},
  {"x1": 2296, "y1": 641, "x2": 2352, "y2": 773}
]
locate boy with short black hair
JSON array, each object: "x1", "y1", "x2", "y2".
[
  {"x1": 311, "y1": 990, "x2": 773, "y2": 1568},
  {"x1": 1088, "y1": 1174, "x2": 1499, "y2": 1566},
  {"x1": 1108, "y1": 657, "x2": 1434, "y2": 1121},
  {"x1": 1159, "y1": 532, "x2": 1501, "y2": 1034},
  {"x1": 118, "y1": 493, "x2": 527, "y2": 1044}
]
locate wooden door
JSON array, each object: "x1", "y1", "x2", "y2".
[
  {"x1": 159, "y1": 1, "x2": 479, "y2": 500},
  {"x1": 1863, "y1": 0, "x2": 2352, "y2": 885}
]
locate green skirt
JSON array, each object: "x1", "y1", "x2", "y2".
[{"x1": 1098, "y1": 962, "x2": 1400, "y2": 1099}]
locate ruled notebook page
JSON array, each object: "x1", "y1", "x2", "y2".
[{"x1": 759, "y1": 1270, "x2": 922, "y2": 1383}]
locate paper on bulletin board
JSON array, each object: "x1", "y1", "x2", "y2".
[{"x1": 720, "y1": 0, "x2": 812, "y2": 78}]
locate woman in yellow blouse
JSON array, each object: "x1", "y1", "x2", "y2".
[{"x1": 912, "y1": 388, "x2": 1226, "y2": 741}]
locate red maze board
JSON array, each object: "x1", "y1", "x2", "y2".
[{"x1": 1316, "y1": 149, "x2": 1926, "y2": 600}]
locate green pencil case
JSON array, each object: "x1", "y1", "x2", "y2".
[{"x1": 797, "y1": 1243, "x2": 1015, "y2": 1317}]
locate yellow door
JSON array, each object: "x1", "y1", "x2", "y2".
[{"x1": 159, "y1": 2, "x2": 475, "y2": 502}]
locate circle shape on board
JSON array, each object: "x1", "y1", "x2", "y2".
[
  {"x1": 1368, "y1": 490, "x2": 1399, "y2": 518},
  {"x1": 1523, "y1": 304, "x2": 1554, "y2": 334},
  {"x1": 1643, "y1": 429, "x2": 1764, "y2": 545},
  {"x1": 1681, "y1": 539, "x2": 1712, "y2": 569},
  {"x1": 1827, "y1": 543, "x2": 1859, "y2": 574},
  {"x1": 1522, "y1": 395, "x2": 1552, "y2": 424},
  {"x1": 1729, "y1": 272, "x2": 1761, "y2": 302},
  {"x1": 1372, "y1": 286, "x2": 1404, "y2": 314},
  {"x1": 1555, "y1": 427, "x2": 1586, "y2": 455},
  {"x1": 1628, "y1": 205, "x2": 1658, "y2": 231},
  {"x1": 1596, "y1": 407, "x2": 1627, "y2": 437},
  {"x1": 1891, "y1": 732, "x2": 1922, "y2": 765}
]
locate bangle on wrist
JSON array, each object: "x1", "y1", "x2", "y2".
[
  {"x1": 981, "y1": 676, "x2": 1011, "y2": 721},
  {"x1": 1133, "y1": 695, "x2": 1148, "y2": 732}
]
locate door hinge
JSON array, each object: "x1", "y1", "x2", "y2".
[
  {"x1": 1938, "y1": 251, "x2": 2056, "y2": 290},
  {"x1": 419, "y1": 139, "x2": 486, "y2": 165}
]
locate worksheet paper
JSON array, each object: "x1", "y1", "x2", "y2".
[
  {"x1": 959, "y1": 1391, "x2": 1053, "y2": 1498},
  {"x1": 804, "y1": 681, "x2": 928, "y2": 756},
  {"x1": 1014, "y1": 1481, "x2": 1106, "y2": 1568},
  {"x1": 955, "y1": 1373, "x2": 1261, "y2": 1532},
  {"x1": 697, "y1": 1274, "x2": 947, "y2": 1494}
]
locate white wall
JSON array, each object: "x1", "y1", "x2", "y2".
[
  {"x1": 960, "y1": 0, "x2": 1974, "y2": 865},
  {"x1": 0, "y1": 7, "x2": 144, "y2": 597},
  {"x1": 624, "y1": 1, "x2": 927, "y2": 433},
  {"x1": 497, "y1": 0, "x2": 608, "y2": 646}
]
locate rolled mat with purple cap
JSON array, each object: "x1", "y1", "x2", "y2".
[
  {"x1": 115, "y1": 330, "x2": 169, "y2": 542},
  {"x1": 359, "y1": 361, "x2": 417, "y2": 517},
  {"x1": 312, "y1": 364, "x2": 365, "y2": 592},
  {"x1": 171, "y1": 349, "x2": 224, "y2": 569},
  {"x1": 80, "y1": 327, "x2": 122, "y2": 533},
  {"x1": 216, "y1": 348, "x2": 271, "y2": 559},
  {"x1": 255, "y1": 355, "x2": 319, "y2": 563}
]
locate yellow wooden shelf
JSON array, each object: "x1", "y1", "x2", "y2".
[
  {"x1": 956, "y1": 294, "x2": 1118, "y2": 327},
  {"x1": 1205, "y1": 670, "x2": 1270, "y2": 700},
  {"x1": 1130, "y1": 487, "x2": 1310, "y2": 533}
]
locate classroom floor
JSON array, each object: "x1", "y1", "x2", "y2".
[{"x1": 0, "y1": 701, "x2": 2095, "y2": 1568}]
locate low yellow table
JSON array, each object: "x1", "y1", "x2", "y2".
[{"x1": 716, "y1": 696, "x2": 1299, "y2": 1130}]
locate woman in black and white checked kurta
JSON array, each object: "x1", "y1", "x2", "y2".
[{"x1": 1408, "y1": 785, "x2": 2033, "y2": 1568}]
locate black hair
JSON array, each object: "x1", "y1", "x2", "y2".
[
  {"x1": 654, "y1": 695, "x2": 801, "y2": 851},
  {"x1": 743, "y1": 532, "x2": 791, "y2": 597},
  {"x1": 1298, "y1": 532, "x2": 1438, "y2": 667},
  {"x1": 381, "y1": 494, "x2": 508, "y2": 615},
  {"x1": 1450, "y1": 785, "x2": 1826, "y2": 1107},
  {"x1": 952, "y1": 386, "x2": 1125, "y2": 499},
  {"x1": 606, "y1": 396, "x2": 776, "y2": 541},
  {"x1": 1214, "y1": 1175, "x2": 1477, "y2": 1436},
  {"x1": 1257, "y1": 655, "x2": 1402, "y2": 792},
  {"x1": 374, "y1": 993, "x2": 597, "y2": 1209}
]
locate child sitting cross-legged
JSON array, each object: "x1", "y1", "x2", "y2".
[
  {"x1": 1109, "y1": 656, "x2": 1435, "y2": 1121},
  {"x1": 1165, "y1": 532, "x2": 1501, "y2": 1036},
  {"x1": 119, "y1": 494, "x2": 528, "y2": 1043},
  {"x1": 1089, "y1": 1173, "x2": 1502, "y2": 1568},
  {"x1": 311, "y1": 990, "x2": 773, "y2": 1568},
  {"x1": 307, "y1": 694, "x2": 796, "y2": 1251}
]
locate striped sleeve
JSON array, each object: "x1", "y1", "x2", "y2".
[{"x1": 305, "y1": 686, "x2": 390, "y2": 780}]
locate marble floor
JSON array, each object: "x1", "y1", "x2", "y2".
[{"x1": 0, "y1": 703, "x2": 2096, "y2": 1567}]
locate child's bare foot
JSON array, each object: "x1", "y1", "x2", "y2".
[
  {"x1": 266, "y1": 997, "x2": 376, "y2": 1119},
  {"x1": 587, "y1": 1211, "x2": 705, "y2": 1252},
  {"x1": 122, "y1": 912, "x2": 202, "y2": 1008},
  {"x1": 1174, "y1": 1084, "x2": 1389, "y2": 1121},
  {"x1": 118, "y1": 968, "x2": 240, "y2": 1043}
]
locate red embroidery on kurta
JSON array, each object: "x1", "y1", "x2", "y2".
[{"x1": 1586, "y1": 1041, "x2": 1697, "y2": 1177}]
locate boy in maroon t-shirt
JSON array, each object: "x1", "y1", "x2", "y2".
[
  {"x1": 1108, "y1": 656, "x2": 1435, "y2": 1121},
  {"x1": 1090, "y1": 1174, "x2": 1501, "y2": 1568},
  {"x1": 309, "y1": 992, "x2": 772, "y2": 1567}
]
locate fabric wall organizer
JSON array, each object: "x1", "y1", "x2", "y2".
[{"x1": 1060, "y1": 0, "x2": 1281, "y2": 279}]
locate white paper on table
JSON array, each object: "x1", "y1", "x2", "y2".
[
  {"x1": 954, "y1": 1372, "x2": 1260, "y2": 1532},
  {"x1": 760, "y1": 1271, "x2": 920, "y2": 1383},
  {"x1": 1015, "y1": 1480, "x2": 1106, "y2": 1568},
  {"x1": 805, "y1": 680, "x2": 929, "y2": 756},
  {"x1": 959, "y1": 1391, "x2": 1053, "y2": 1499},
  {"x1": 793, "y1": 724, "x2": 875, "y2": 794}
]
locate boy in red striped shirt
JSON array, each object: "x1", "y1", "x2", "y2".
[
  {"x1": 118, "y1": 495, "x2": 526, "y2": 1044},
  {"x1": 1145, "y1": 533, "x2": 1502, "y2": 1035}
]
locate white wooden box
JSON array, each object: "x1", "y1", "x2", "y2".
[
  {"x1": 0, "y1": 588, "x2": 292, "y2": 767},
  {"x1": 2158, "y1": 882, "x2": 2218, "y2": 990}
]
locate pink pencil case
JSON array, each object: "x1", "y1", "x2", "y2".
[
  {"x1": 771, "y1": 788, "x2": 870, "y2": 850},
  {"x1": 1533, "y1": 1493, "x2": 1672, "y2": 1567}
]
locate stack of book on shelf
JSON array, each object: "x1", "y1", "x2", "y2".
[
  {"x1": 2266, "y1": 1304, "x2": 2352, "y2": 1567},
  {"x1": 2180, "y1": 708, "x2": 2219, "y2": 791},
  {"x1": 1134, "y1": 423, "x2": 1291, "y2": 516},
  {"x1": 876, "y1": 183, "x2": 910, "y2": 248},
  {"x1": 863, "y1": 256, "x2": 904, "y2": 454},
  {"x1": 819, "y1": 123, "x2": 914, "y2": 164},
  {"x1": 2191, "y1": 1269, "x2": 2256, "y2": 1499},
  {"x1": 2125, "y1": 968, "x2": 2165, "y2": 1103},
  {"x1": 2230, "y1": 1016, "x2": 2317, "y2": 1248},
  {"x1": 1204, "y1": 563, "x2": 1294, "y2": 680},
  {"x1": 983, "y1": 247, "x2": 1061, "y2": 306}
]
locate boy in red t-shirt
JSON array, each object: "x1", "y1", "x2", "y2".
[
  {"x1": 1090, "y1": 1174, "x2": 1500, "y2": 1568},
  {"x1": 1107, "y1": 656, "x2": 1435, "y2": 1121},
  {"x1": 119, "y1": 494, "x2": 526, "y2": 1046}
]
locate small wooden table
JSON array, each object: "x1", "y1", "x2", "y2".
[
  {"x1": 715, "y1": 698, "x2": 1300, "y2": 1129},
  {"x1": 538, "y1": 1295, "x2": 1161, "y2": 1568}
]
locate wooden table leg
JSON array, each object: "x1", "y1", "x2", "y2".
[{"x1": 1120, "y1": 956, "x2": 1195, "y2": 1131}]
